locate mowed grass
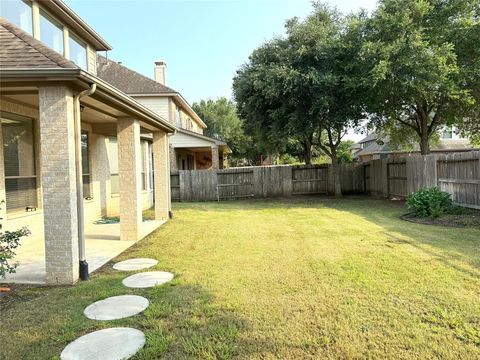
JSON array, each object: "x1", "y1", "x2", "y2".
[{"x1": 1, "y1": 197, "x2": 479, "y2": 359}]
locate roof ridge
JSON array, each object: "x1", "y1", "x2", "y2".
[
  {"x1": 0, "y1": 17, "x2": 77, "y2": 69},
  {"x1": 97, "y1": 55, "x2": 178, "y2": 93}
]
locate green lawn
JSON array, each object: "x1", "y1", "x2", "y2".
[{"x1": 1, "y1": 197, "x2": 479, "y2": 359}]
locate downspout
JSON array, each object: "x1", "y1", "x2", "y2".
[{"x1": 73, "y1": 83, "x2": 96, "y2": 281}]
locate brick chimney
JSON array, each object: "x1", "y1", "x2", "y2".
[{"x1": 154, "y1": 60, "x2": 167, "y2": 85}]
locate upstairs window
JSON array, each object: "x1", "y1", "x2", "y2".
[
  {"x1": 40, "y1": 10, "x2": 64, "y2": 54},
  {"x1": 69, "y1": 34, "x2": 87, "y2": 70},
  {"x1": 0, "y1": 0, "x2": 33, "y2": 34},
  {"x1": 175, "y1": 108, "x2": 181, "y2": 128}
]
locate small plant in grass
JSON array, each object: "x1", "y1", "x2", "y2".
[{"x1": 406, "y1": 187, "x2": 453, "y2": 218}]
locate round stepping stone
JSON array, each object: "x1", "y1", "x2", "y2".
[
  {"x1": 61, "y1": 327, "x2": 145, "y2": 360},
  {"x1": 84, "y1": 295, "x2": 149, "y2": 320},
  {"x1": 122, "y1": 271, "x2": 174, "y2": 288},
  {"x1": 113, "y1": 258, "x2": 158, "y2": 271}
]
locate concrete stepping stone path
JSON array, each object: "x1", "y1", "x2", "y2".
[
  {"x1": 113, "y1": 258, "x2": 158, "y2": 271},
  {"x1": 84, "y1": 295, "x2": 149, "y2": 320},
  {"x1": 122, "y1": 271, "x2": 174, "y2": 288},
  {"x1": 60, "y1": 327, "x2": 145, "y2": 360}
]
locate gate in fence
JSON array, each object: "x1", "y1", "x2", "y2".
[
  {"x1": 216, "y1": 169, "x2": 254, "y2": 200},
  {"x1": 292, "y1": 166, "x2": 328, "y2": 195},
  {"x1": 387, "y1": 161, "x2": 407, "y2": 198},
  {"x1": 363, "y1": 164, "x2": 371, "y2": 194},
  {"x1": 437, "y1": 152, "x2": 480, "y2": 209}
]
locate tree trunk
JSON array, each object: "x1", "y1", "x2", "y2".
[
  {"x1": 302, "y1": 137, "x2": 312, "y2": 165},
  {"x1": 331, "y1": 153, "x2": 342, "y2": 197},
  {"x1": 417, "y1": 106, "x2": 431, "y2": 155},
  {"x1": 419, "y1": 132, "x2": 430, "y2": 155}
]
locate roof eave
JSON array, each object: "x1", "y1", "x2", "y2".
[
  {"x1": 0, "y1": 68, "x2": 175, "y2": 133},
  {"x1": 45, "y1": 0, "x2": 112, "y2": 51}
]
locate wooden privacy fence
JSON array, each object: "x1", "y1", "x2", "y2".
[
  {"x1": 170, "y1": 163, "x2": 364, "y2": 202},
  {"x1": 170, "y1": 151, "x2": 480, "y2": 209}
]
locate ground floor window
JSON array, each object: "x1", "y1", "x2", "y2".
[
  {"x1": 1, "y1": 111, "x2": 37, "y2": 212},
  {"x1": 81, "y1": 131, "x2": 91, "y2": 198},
  {"x1": 108, "y1": 137, "x2": 119, "y2": 195},
  {"x1": 141, "y1": 140, "x2": 147, "y2": 191}
]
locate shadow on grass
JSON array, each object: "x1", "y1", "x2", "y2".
[{"x1": 135, "y1": 281, "x2": 277, "y2": 359}]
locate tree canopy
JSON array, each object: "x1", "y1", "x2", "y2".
[
  {"x1": 362, "y1": 0, "x2": 480, "y2": 154},
  {"x1": 233, "y1": 4, "x2": 364, "y2": 195}
]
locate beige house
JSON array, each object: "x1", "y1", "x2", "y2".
[
  {"x1": 97, "y1": 58, "x2": 231, "y2": 170},
  {"x1": 0, "y1": 0, "x2": 174, "y2": 285}
]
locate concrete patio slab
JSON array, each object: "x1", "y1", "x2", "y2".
[
  {"x1": 122, "y1": 271, "x2": 174, "y2": 288},
  {"x1": 113, "y1": 258, "x2": 158, "y2": 271},
  {"x1": 84, "y1": 295, "x2": 149, "y2": 320},
  {"x1": 1, "y1": 218, "x2": 165, "y2": 284},
  {"x1": 60, "y1": 327, "x2": 145, "y2": 360}
]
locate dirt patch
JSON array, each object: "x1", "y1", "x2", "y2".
[{"x1": 401, "y1": 211, "x2": 480, "y2": 228}]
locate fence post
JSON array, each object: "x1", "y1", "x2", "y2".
[
  {"x1": 179, "y1": 170, "x2": 185, "y2": 202},
  {"x1": 253, "y1": 167, "x2": 263, "y2": 198}
]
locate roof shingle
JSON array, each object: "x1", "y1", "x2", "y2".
[{"x1": 96, "y1": 56, "x2": 177, "y2": 94}]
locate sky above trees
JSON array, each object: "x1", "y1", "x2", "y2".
[{"x1": 65, "y1": 0, "x2": 376, "y2": 104}]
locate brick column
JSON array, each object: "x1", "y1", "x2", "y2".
[
  {"x1": 211, "y1": 145, "x2": 219, "y2": 170},
  {"x1": 169, "y1": 144, "x2": 177, "y2": 171},
  {"x1": 117, "y1": 118, "x2": 142, "y2": 241},
  {"x1": 153, "y1": 131, "x2": 170, "y2": 219},
  {"x1": 39, "y1": 86, "x2": 79, "y2": 285}
]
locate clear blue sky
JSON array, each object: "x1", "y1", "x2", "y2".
[{"x1": 66, "y1": 0, "x2": 377, "y2": 105}]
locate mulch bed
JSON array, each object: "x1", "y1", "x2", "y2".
[{"x1": 401, "y1": 211, "x2": 480, "y2": 228}]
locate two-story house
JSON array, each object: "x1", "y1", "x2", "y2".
[
  {"x1": 352, "y1": 128, "x2": 475, "y2": 162},
  {"x1": 0, "y1": 0, "x2": 175, "y2": 285},
  {"x1": 96, "y1": 57, "x2": 231, "y2": 170}
]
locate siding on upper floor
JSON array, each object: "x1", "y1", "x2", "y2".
[
  {"x1": 169, "y1": 131, "x2": 215, "y2": 148},
  {"x1": 87, "y1": 45, "x2": 96, "y2": 75},
  {"x1": 134, "y1": 96, "x2": 171, "y2": 123}
]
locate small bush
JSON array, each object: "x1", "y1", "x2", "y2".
[
  {"x1": 0, "y1": 227, "x2": 30, "y2": 278},
  {"x1": 406, "y1": 187, "x2": 453, "y2": 218}
]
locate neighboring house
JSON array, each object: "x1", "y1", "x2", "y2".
[
  {"x1": 352, "y1": 129, "x2": 474, "y2": 162},
  {"x1": 97, "y1": 58, "x2": 231, "y2": 170},
  {"x1": 0, "y1": 0, "x2": 175, "y2": 285}
]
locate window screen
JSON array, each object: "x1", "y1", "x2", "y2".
[{"x1": 1, "y1": 112, "x2": 37, "y2": 211}]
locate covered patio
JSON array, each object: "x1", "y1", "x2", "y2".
[
  {"x1": 2, "y1": 217, "x2": 164, "y2": 284},
  {"x1": 0, "y1": 21, "x2": 176, "y2": 285}
]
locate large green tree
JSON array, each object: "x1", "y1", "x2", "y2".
[
  {"x1": 192, "y1": 98, "x2": 254, "y2": 165},
  {"x1": 233, "y1": 4, "x2": 364, "y2": 195},
  {"x1": 362, "y1": 0, "x2": 480, "y2": 154}
]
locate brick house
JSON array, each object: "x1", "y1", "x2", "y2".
[
  {"x1": 96, "y1": 57, "x2": 231, "y2": 170},
  {"x1": 0, "y1": 0, "x2": 175, "y2": 285}
]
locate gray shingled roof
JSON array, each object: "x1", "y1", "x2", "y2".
[
  {"x1": 96, "y1": 55, "x2": 177, "y2": 94},
  {"x1": 0, "y1": 17, "x2": 78, "y2": 69}
]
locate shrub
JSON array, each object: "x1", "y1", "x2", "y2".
[
  {"x1": 0, "y1": 227, "x2": 30, "y2": 279},
  {"x1": 406, "y1": 187, "x2": 453, "y2": 218}
]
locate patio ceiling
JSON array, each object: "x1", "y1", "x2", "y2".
[{"x1": 1, "y1": 88, "x2": 164, "y2": 135}]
